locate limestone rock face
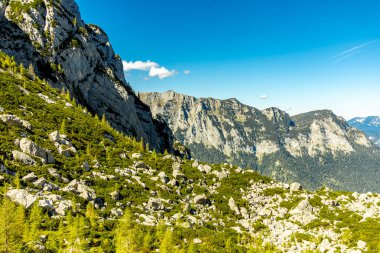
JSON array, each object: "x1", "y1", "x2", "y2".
[
  {"x1": 0, "y1": 114, "x2": 32, "y2": 130},
  {"x1": 139, "y1": 91, "x2": 380, "y2": 192},
  {"x1": 0, "y1": 0, "x2": 173, "y2": 152}
]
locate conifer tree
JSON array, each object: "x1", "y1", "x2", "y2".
[
  {"x1": 115, "y1": 210, "x2": 137, "y2": 253},
  {"x1": 0, "y1": 197, "x2": 25, "y2": 252},
  {"x1": 159, "y1": 228, "x2": 173, "y2": 253}
]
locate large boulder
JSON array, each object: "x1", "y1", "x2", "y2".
[
  {"x1": 12, "y1": 150, "x2": 36, "y2": 166},
  {"x1": 63, "y1": 180, "x2": 96, "y2": 201},
  {"x1": 0, "y1": 114, "x2": 32, "y2": 130},
  {"x1": 19, "y1": 138, "x2": 54, "y2": 164},
  {"x1": 6, "y1": 189, "x2": 37, "y2": 208}
]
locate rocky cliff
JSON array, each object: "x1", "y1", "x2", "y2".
[
  {"x1": 0, "y1": 0, "x2": 174, "y2": 152},
  {"x1": 139, "y1": 90, "x2": 380, "y2": 192}
]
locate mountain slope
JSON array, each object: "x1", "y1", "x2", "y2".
[
  {"x1": 139, "y1": 90, "x2": 380, "y2": 192},
  {"x1": 348, "y1": 116, "x2": 380, "y2": 147},
  {"x1": 0, "y1": 0, "x2": 174, "y2": 152},
  {"x1": 1, "y1": 55, "x2": 380, "y2": 252}
]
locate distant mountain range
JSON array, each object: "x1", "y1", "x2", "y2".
[
  {"x1": 140, "y1": 90, "x2": 380, "y2": 192},
  {"x1": 348, "y1": 116, "x2": 380, "y2": 147}
]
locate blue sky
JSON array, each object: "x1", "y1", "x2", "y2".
[{"x1": 76, "y1": 0, "x2": 380, "y2": 119}]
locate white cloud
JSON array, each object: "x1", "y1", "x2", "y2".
[
  {"x1": 149, "y1": 66, "x2": 177, "y2": 79},
  {"x1": 122, "y1": 60, "x2": 158, "y2": 72},
  {"x1": 260, "y1": 95, "x2": 268, "y2": 100},
  {"x1": 184, "y1": 70, "x2": 191, "y2": 75},
  {"x1": 122, "y1": 60, "x2": 177, "y2": 79}
]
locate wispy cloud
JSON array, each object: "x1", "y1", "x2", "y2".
[
  {"x1": 331, "y1": 40, "x2": 378, "y2": 64},
  {"x1": 122, "y1": 60, "x2": 177, "y2": 79},
  {"x1": 184, "y1": 70, "x2": 191, "y2": 75},
  {"x1": 259, "y1": 95, "x2": 268, "y2": 100}
]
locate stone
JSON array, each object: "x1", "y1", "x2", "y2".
[
  {"x1": 0, "y1": 165, "x2": 16, "y2": 176},
  {"x1": 63, "y1": 180, "x2": 96, "y2": 201},
  {"x1": 135, "y1": 161, "x2": 147, "y2": 169},
  {"x1": 33, "y1": 177, "x2": 47, "y2": 188},
  {"x1": 12, "y1": 150, "x2": 36, "y2": 165},
  {"x1": 203, "y1": 164, "x2": 212, "y2": 173},
  {"x1": 228, "y1": 197, "x2": 240, "y2": 215},
  {"x1": 192, "y1": 160, "x2": 199, "y2": 168},
  {"x1": 82, "y1": 161, "x2": 90, "y2": 171},
  {"x1": 147, "y1": 198, "x2": 164, "y2": 211},
  {"x1": 38, "y1": 199, "x2": 54, "y2": 210},
  {"x1": 0, "y1": 175, "x2": 4, "y2": 182},
  {"x1": 132, "y1": 153, "x2": 142, "y2": 159},
  {"x1": 6, "y1": 189, "x2": 37, "y2": 208},
  {"x1": 55, "y1": 200, "x2": 72, "y2": 216},
  {"x1": 290, "y1": 182, "x2": 302, "y2": 191},
  {"x1": 193, "y1": 238, "x2": 203, "y2": 244},
  {"x1": 357, "y1": 240, "x2": 366, "y2": 250},
  {"x1": 22, "y1": 172, "x2": 37, "y2": 182},
  {"x1": 19, "y1": 138, "x2": 54, "y2": 164},
  {"x1": 110, "y1": 191, "x2": 121, "y2": 200},
  {"x1": 194, "y1": 194, "x2": 211, "y2": 206},
  {"x1": 0, "y1": 114, "x2": 32, "y2": 130},
  {"x1": 158, "y1": 171, "x2": 170, "y2": 184}
]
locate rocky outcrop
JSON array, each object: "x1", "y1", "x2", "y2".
[
  {"x1": 0, "y1": 0, "x2": 173, "y2": 152},
  {"x1": 0, "y1": 114, "x2": 32, "y2": 130},
  {"x1": 18, "y1": 138, "x2": 54, "y2": 164},
  {"x1": 6, "y1": 189, "x2": 37, "y2": 208},
  {"x1": 139, "y1": 91, "x2": 380, "y2": 192}
]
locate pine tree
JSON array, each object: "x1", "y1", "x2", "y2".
[
  {"x1": 85, "y1": 203, "x2": 97, "y2": 228},
  {"x1": 0, "y1": 197, "x2": 25, "y2": 252},
  {"x1": 25, "y1": 203, "x2": 43, "y2": 243},
  {"x1": 159, "y1": 228, "x2": 173, "y2": 253},
  {"x1": 115, "y1": 210, "x2": 137, "y2": 253},
  {"x1": 60, "y1": 119, "x2": 67, "y2": 135}
]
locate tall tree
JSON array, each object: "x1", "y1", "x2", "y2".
[{"x1": 0, "y1": 197, "x2": 25, "y2": 253}]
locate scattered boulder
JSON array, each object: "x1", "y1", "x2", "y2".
[
  {"x1": 12, "y1": 150, "x2": 36, "y2": 165},
  {"x1": 82, "y1": 161, "x2": 90, "y2": 171},
  {"x1": 135, "y1": 161, "x2": 147, "y2": 169},
  {"x1": 63, "y1": 180, "x2": 96, "y2": 201},
  {"x1": 33, "y1": 177, "x2": 47, "y2": 188},
  {"x1": 110, "y1": 191, "x2": 122, "y2": 200},
  {"x1": 38, "y1": 199, "x2": 54, "y2": 211},
  {"x1": 6, "y1": 189, "x2": 37, "y2": 208},
  {"x1": 147, "y1": 198, "x2": 164, "y2": 211},
  {"x1": 192, "y1": 160, "x2": 199, "y2": 168},
  {"x1": 158, "y1": 171, "x2": 170, "y2": 184},
  {"x1": 22, "y1": 172, "x2": 37, "y2": 182},
  {"x1": 0, "y1": 164, "x2": 16, "y2": 176},
  {"x1": 193, "y1": 238, "x2": 203, "y2": 244},
  {"x1": 194, "y1": 194, "x2": 211, "y2": 206},
  {"x1": 228, "y1": 197, "x2": 240, "y2": 215},
  {"x1": 0, "y1": 175, "x2": 4, "y2": 183},
  {"x1": 49, "y1": 131, "x2": 76, "y2": 157},
  {"x1": 0, "y1": 114, "x2": 32, "y2": 130},
  {"x1": 132, "y1": 153, "x2": 142, "y2": 159},
  {"x1": 55, "y1": 200, "x2": 72, "y2": 216},
  {"x1": 290, "y1": 182, "x2": 302, "y2": 191},
  {"x1": 19, "y1": 138, "x2": 54, "y2": 164}
]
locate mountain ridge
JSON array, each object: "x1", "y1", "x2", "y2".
[{"x1": 139, "y1": 90, "x2": 380, "y2": 192}]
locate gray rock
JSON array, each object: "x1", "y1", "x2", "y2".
[
  {"x1": 193, "y1": 238, "x2": 203, "y2": 244},
  {"x1": 0, "y1": 175, "x2": 4, "y2": 182},
  {"x1": 290, "y1": 182, "x2": 302, "y2": 191},
  {"x1": 135, "y1": 161, "x2": 147, "y2": 169},
  {"x1": 0, "y1": 164, "x2": 16, "y2": 176},
  {"x1": 194, "y1": 194, "x2": 211, "y2": 206},
  {"x1": 22, "y1": 172, "x2": 37, "y2": 182},
  {"x1": 158, "y1": 171, "x2": 170, "y2": 184},
  {"x1": 33, "y1": 177, "x2": 47, "y2": 188},
  {"x1": 147, "y1": 198, "x2": 164, "y2": 211},
  {"x1": 63, "y1": 180, "x2": 96, "y2": 201},
  {"x1": 6, "y1": 189, "x2": 37, "y2": 208},
  {"x1": 55, "y1": 200, "x2": 72, "y2": 216},
  {"x1": 38, "y1": 199, "x2": 54, "y2": 210},
  {"x1": 0, "y1": 114, "x2": 32, "y2": 130},
  {"x1": 12, "y1": 150, "x2": 36, "y2": 165},
  {"x1": 19, "y1": 138, "x2": 54, "y2": 164},
  {"x1": 228, "y1": 197, "x2": 240, "y2": 216},
  {"x1": 82, "y1": 161, "x2": 90, "y2": 171},
  {"x1": 110, "y1": 191, "x2": 121, "y2": 200},
  {"x1": 132, "y1": 153, "x2": 142, "y2": 159}
]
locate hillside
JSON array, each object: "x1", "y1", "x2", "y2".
[
  {"x1": 0, "y1": 0, "x2": 174, "y2": 152},
  {"x1": 1, "y1": 52, "x2": 380, "y2": 252},
  {"x1": 348, "y1": 116, "x2": 380, "y2": 147},
  {"x1": 139, "y1": 91, "x2": 380, "y2": 192}
]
